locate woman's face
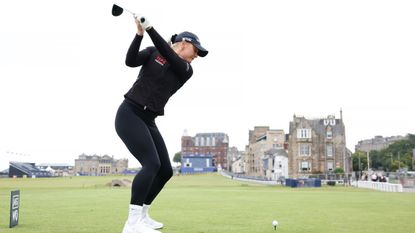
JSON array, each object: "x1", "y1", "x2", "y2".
[{"x1": 178, "y1": 42, "x2": 198, "y2": 63}]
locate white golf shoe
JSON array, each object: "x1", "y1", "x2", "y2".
[
  {"x1": 122, "y1": 204, "x2": 162, "y2": 233},
  {"x1": 142, "y1": 204, "x2": 164, "y2": 230},
  {"x1": 122, "y1": 220, "x2": 161, "y2": 233},
  {"x1": 142, "y1": 215, "x2": 164, "y2": 230}
]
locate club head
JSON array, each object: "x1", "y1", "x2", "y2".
[{"x1": 112, "y1": 4, "x2": 123, "y2": 16}]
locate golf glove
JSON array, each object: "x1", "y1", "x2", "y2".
[{"x1": 139, "y1": 16, "x2": 152, "y2": 30}]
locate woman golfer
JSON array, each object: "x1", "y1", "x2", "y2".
[{"x1": 115, "y1": 16, "x2": 208, "y2": 233}]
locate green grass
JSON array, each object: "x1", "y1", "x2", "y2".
[{"x1": 0, "y1": 174, "x2": 414, "y2": 233}]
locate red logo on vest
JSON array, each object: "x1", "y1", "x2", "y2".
[{"x1": 155, "y1": 55, "x2": 167, "y2": 66}]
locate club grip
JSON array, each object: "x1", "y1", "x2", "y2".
[{"x1": 140, "y1": 17, "x2": 152, "y2": 30}]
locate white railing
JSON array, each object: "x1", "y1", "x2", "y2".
[
  {"x1": 220, "y1": 171, "x2": 279, "y2": 185},
  {"x1": 351, "y1": 181, "x2": 403, "y2": 192}
]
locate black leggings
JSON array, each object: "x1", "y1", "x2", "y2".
[{"x1": 115, "y1": 100, "x2": 173, "y2": 206}]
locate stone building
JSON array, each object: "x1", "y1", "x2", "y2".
[
  {"x1": 74, "y1": 154, "x2": 128, "y2": 176},
  {"x1": 288, "y1": 112, "x2": 352, "y2": 178},
  {"x1": 262, "y1": 148, "x2": 288, "y2": 180},
  {"x1": 355, "y1": 135, "x2": 406, "y2": 153},
  {"x1": 231, "y1": 157, "x2": 245, "y2": 174},
  {"x1": 181, "y1": 132, "x2": 229, "y2": 169},
  {"x1": 245, "y1": 126, "x2": 285, "y2": 177},
  {"x1": 227, "y1": 146, "x2": 244, "y2": 171}
]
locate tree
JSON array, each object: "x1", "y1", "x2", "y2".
[
  {"x1": 352, "y1": 151, "x2": 368, "y2": 171},
  {"x1": 354, "y1": 134, "x2": 415, "y2": 172},
  {"x1": 173, "y1": 152, "x2": 182, "y2": 163},
  {"x1": 381, "y1": 134, "x2": 415, "y2": 171},
  {"x1": 370, "y1": 150, "x2": 383, "y2": 170},
  {"x1": 407, "y1": 133, "x2": 415, "y2": 144},
  {"x1": 334, "y1": 168, "x2": 344, "y2": 174}
]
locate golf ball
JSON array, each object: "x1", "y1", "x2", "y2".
[{"x1": 272, "y1": 220, "x2": 279, "y2": 226}]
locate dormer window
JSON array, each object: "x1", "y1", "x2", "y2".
[{"x1": 324, "y1": 116, "x2": 336, "y2": 126}]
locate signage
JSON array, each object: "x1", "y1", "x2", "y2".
[{"x1": 10, "y1": 190, "x2": 20, "y2": 228}]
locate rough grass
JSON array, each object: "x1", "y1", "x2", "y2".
[{"x1": 0, "y1": 174, "x2": 414, "y2": 233}]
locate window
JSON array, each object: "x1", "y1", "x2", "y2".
[
  {"x1": 200, "y1": 137, "x2": 205, "y2": 146},
  {"x1": 299, "y1": 144, "x2": 311, "y2": 156},
  {"x1": 206, "y1": 137, "x2": 210, "y2": 146},
  {"x1": 299, "y1": 161, "x2": 311, "y2": 171},
  {"x1": 273, "y1": 144, "x2": 281, "y2": 149},
  {"x1": 212, "y1": 137, "x2": 216, "y2": 146},
  {"x1": 195, "y1": 137, "x2": 199, "y2": 146},
  {"x1": 326, "y1": 144, "x2": 333, "y2": 157},
  {"x1": 326, "y1": 130, "x2": 333, "y2": 139},
  {"x1": 297, "y1": 129, "x2": 311, "y2": 139},
  {"x1": 324, "y1": 117, "x2": 336, "y2": 126},
  {"x1": 327, "y1": 161, "x2": 334, "y2": 171}
]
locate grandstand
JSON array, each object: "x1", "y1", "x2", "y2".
[{"x1": 9, "y1": 162, "x2": 52, "y2": 178}]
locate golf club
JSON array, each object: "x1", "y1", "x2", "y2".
[
  {"x1": 112, "y1": 4, "x2": 135, "y2": 17},
  {"x1": 111, "y1": 4, "x2": 148, "y2": 25}
]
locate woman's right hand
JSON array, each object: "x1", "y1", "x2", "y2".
[{"x1": 134, "y1": 16, "x2": 144, "y2": 36}]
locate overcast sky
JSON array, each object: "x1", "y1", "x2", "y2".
[{"x1": 1, "y1": 0, "x2": 414, "y2": 170}]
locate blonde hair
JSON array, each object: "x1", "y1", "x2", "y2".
[{"x1": 171, "y1": 40, "x2": 185, "y2": 53}]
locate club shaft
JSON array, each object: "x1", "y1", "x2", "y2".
[{"x1": 124, "y1": 8, "x2": 136, "y2": 16}]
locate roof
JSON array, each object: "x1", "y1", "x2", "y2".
[
  {"x1": 37, "y1": 163, "x2": 73, "y2": 167},
  {"x1": 9, "y1": 162, "x2": 52, "y2": 177},
  {"x1": 290, "y1": 116, "x2": 345, "y2": 137},
  {"x1": 265, "y1": 149, "x2": 288, "y2": 157},
  {"x1": 195, "y1": 133, "x2": 228, "y2": 143}
]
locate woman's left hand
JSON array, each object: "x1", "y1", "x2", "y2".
[{"x1": 134, "y1": 16, "x2": 144, "y2": 36}]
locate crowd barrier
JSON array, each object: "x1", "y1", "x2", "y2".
[{"x1": 351, "y1": 181, "x2": 403, "y2": 192}]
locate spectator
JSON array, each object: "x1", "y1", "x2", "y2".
[{"x1": 371, "y1": 173, "x2": 378, "y2": 182}]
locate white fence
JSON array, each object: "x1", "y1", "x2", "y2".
[
  {"x1": 220, "y1": 171, "x2": 279, "y2": 185},
  {"x1": 351, "y1": 181, "x2": 403, "y2": 192}
]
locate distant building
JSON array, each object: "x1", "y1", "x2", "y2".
[
  {"x1": 37, "y1": 163, "x2": 74, "y2": 176},
  {"x1": 74, "y1": 154, "x2": 128, "y2": 176},
  {"x1": 288, "y1": 113, "x2": 352, "y2": 178},
  {"x1": 231, "y1": 157, "x2": 245, "y2": 174},
  {"x1": 181, "y1": 132, "x2": 229, "y2": 170},
  {"x1": 0, "y1": 169, "x2": 8, "y2": 177},
  {"x1": 355, "y1": 135, "x2": 406, "y2": 153},
  {"x1": 181, "y1": 154, "x2": 216, "y2": 173},
  {"x1": 262, "y1": 148, "x2": 288, "y2": 181},
  {"x1": 9, "y1": 162, "x2": 52, "y2": 178},
  {"x1": 245, "y1": 126, "x2": 286, "y2": 177},
  {"x1": 227, "y1": 146, "x2": 243, "y2": 172}
]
